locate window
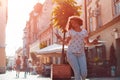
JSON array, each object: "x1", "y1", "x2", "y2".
[
  {"x1": 87, "y1": 44, "x2": 106, "y2": 63},
  {"x1": 87, "y1": 0, "x2": 92, "y2": 2},
  {"x1": 88, "y1": 47, "x2": 97, "y2": 59},
  {"x1": 96, "y1": 47, "x2": 102, "y2": 58},
  {"x1": 87, "y1": 0, "x2": 92, "y2": 5},
  {"x1": 115, "y1": 0, "x2": 119, "y2": 2},
  {"x1": 48, "y1": 39, "x2": 51, "y2": 45},
  {"x1": 113, "y1": 0, "x2": 120, "y2": 16},
  {"x1": 89, "y1": 17, "x2": 93, "y2": 32},
  {"x1": 88, "y1": 8, "x2": 93, "y2": 32},
  {"x1": 0, "y1": 1, "x2": 1, "y2": 7},
  {"x1": 96, "y1": 15, "x2": 102, "y2": 28},
  {"x1": 95, "y1": 1, "x2": 102, "y2": 28}
]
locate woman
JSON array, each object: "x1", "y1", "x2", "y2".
[
  {"x1": 28, "y1": 60, "x2": 33, "y2": 75},
  {"x1": 55, "y1": 16, "x2": 99, "y2": 80},
  {"x1": 23, "y1": 56, "x2": 28, "y2": 78}
]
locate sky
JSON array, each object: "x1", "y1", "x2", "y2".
[
  {"x1": 6, "y1": 0, "x2": 45, "y2": 56},
  {"x1": 5, "y1": 0, "x2": 82, "y2": 57}
]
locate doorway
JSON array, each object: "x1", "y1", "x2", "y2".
[{"x1": 115, "y1": 38, "x2": 120, "y2": 76}]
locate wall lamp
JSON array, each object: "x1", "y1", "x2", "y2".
[{"x1": 113, "y1": 28, "x2": 120, "y2": 39}]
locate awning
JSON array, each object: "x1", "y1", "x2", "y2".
[
  {"x1": 36, "y1": 43, "x2": 104, "y2": 55},
  {"x1": 36, "y1": 43, "x2": 68, "y2": 54}
]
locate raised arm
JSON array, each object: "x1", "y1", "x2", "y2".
[
  {"x1": 54, "y1": 33, "x2": 63, "y2": 42},
  {"x1": 64, "y1": 36, "x2": 71, "y2": 45},
  {"x1": 54, "y1": 33, "x2": 71, "y2": 45},
  {"x1": 84, "y1": 36, "x2": 99, "y2": 46}
]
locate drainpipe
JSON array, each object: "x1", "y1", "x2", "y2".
[{"x1": 84, "y1": 0, "x2": 88, "y2": 30}]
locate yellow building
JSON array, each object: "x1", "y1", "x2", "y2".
[{"x1": 0, "y1": 0, "x2": 8, "y2": 73}]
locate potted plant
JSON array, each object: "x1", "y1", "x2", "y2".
[{"x1": 50, "y1": 0, "x2": 81, "y2": 79}]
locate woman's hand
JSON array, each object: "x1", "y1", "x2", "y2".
[
  {"x1": 84, "y1": 37, "x2": 100, "y2": 46},
  {"x1": 64, "y1": 37, "x2": 71, "y2": 45},
  {"x1": 92, "y1": 39, "x2": 99, "y2": 45},
  {"x1": 54, "y1": 33, "x2": 63, "y2": 41}
]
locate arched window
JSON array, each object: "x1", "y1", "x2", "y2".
[
  {"x1": 113, "y1": 0, "x2": 120, "y2": 16},
  {"x1": 88, "y1": 8, "x2": 93, "y2": 32}
]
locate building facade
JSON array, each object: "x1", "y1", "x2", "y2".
[
  {"x1": 23, "y1": 0, "x2": 120, "y2": 76},
  {"x1": 23, "y1": 0, "x2": 62, "y2": 66},
  {"x1": 0, "y1": 0, "x2": 8, "y2": 73},
  {"x1": 23, "y1": 3, "x2": 43, "y2": 57},
  {"x1": 82, "y1": 0, "x2": 120, "y2": 76},
  {"x1": 6, "y1": 56, "x2": 15, "y2": 70},
  {"x1": 37, "y1": 0, "x2": 55, "y2": 46}
]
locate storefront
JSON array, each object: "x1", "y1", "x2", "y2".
[
  {"x1": 36, "y1": 43, "x2": 68, "y2": 77},
  {"x1": 85, "y1": 44, "x2": 111, "y2": 77},
  {"x1": 36, "y1": 43, "x2": 68, "y2": 64}
]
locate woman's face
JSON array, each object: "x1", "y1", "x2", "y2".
[{"x1": 70, "y1": 19, "x2": 80, "y2": 29}]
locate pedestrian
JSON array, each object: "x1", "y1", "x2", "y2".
[
  {"x1": 23, "y1": 56, "x2": 28, "y2": 78},
  {"x1": 15, "y1": 55, "x2": 21, "y2": 78},
  {"x1": 28, "y1": 60, "x2": 33, "y2": 75},
  {"x1": 55, "y1": 16, "x2": 99, "y2": 80}
]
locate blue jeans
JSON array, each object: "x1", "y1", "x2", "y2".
[{"x1": 66, "y1": 52, "x2": 87, "y2": 80}]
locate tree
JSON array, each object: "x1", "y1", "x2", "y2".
[
  {"x1": 51, "y1": 0, "x2": 81, "y2": 31},
  {"x1": 51, "y1": 0, "x2": 82, "y2": 63}
]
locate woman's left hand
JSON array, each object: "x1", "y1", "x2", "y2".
[{"x1": 92, "y1": 39, "x2": 100, "y2": 45}]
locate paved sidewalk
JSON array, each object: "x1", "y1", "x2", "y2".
[
  {"x1": 0, "y1": 71, "x2": 120, "y2": 80},
  {"x1": 0, "y1": 71, "x2": 51, "y2": 80},
  {"x1": 87, "y1": 77, "x2": 120, "y2": 80}
]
